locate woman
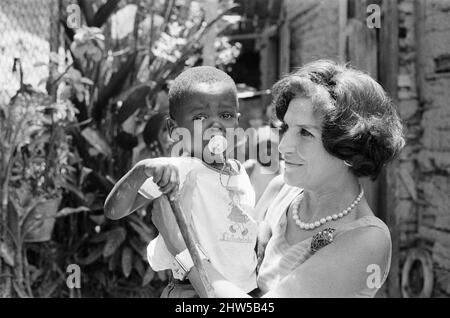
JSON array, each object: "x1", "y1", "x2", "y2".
[{"x1": 152, "y1": 60, "x2": 405, "y2": 297}]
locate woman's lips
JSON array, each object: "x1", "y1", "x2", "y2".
[{"x1": 285, "y1": 161, "x2": 304, "y2": 167}]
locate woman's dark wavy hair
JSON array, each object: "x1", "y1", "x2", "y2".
[{"x1": 272, "y1": 59, "x2": 405, "y2": 180}]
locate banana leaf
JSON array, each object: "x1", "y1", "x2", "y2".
[
  {"x1": 93, "y1": 53, "x2": 137, "y2": 121},
  {"x1": 121, "y1": 246, "x2": 133, "y2": 278},
  {"x1": 102, "y1": 227, "x2": 126, "y2": 258}
]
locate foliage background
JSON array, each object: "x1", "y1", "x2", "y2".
[{"x1": 0, "y1": 0, "x2": 241, "y2": 297}]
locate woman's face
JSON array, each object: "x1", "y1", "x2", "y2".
[{"x1": 278, "y1": 97, "x2": 344, "y2": 190}]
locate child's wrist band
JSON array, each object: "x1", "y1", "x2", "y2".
[{"x1": 173, "y1": 245, "x2": 208, "y2": 280}]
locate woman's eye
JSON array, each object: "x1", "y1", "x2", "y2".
[
  {"x1": 299, "y1": 128, "x2": 313, "y2": 137},
  {"x1": 193, "y1": 114, "x2": 207, "y2": 121}
]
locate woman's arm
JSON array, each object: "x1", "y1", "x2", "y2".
[{"x1": 182, "y1": 225, "x2": 390, "y2": 298}]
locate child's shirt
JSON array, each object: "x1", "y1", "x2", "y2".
[{"x1": 138, "y1": 157, "x2": 258, "y2": 292}]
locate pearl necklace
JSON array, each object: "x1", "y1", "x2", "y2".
[{"x1": 292, "y1": 186, "x2": 364, "y2": 230}]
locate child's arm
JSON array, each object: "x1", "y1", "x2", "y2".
[{"x1": 104, "y1": 159, "x2": 179, "y2": 220}]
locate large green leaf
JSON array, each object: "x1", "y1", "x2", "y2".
[
  {"x1": 89, "y1": 231, "x2": 109, "y2": 243},
  {"x1": 128, "y1": 236, "x2": 147, "y2": 260},
  {"x1": 128, "y1": 221, "x2": 152, "y2": 245},
  {"x1": 89, "y1": 214, "x2": 106, "y2": 225},
  {"x1": 75, "y1": 245, "x2": 104, "y2": 265},
  {"x1": 108, "y1": 249, "x2": 120, "y2": 272},
  {"x1": 92, "y1": 52, "x2": 137, "y2": 121},
  {"x1": 142, "y1": 267, "x2": 155, "y2": 286},
  {"x1": 127, "y1": 216, "x2": 154, "y2": 243},
  {"x1": 116, "y1": 85, "x2": 151, "y2": 124},
  {"x1": 55, "y1": 206, "x2": 90, "y2": 218},
  {"x1": 102, "y1": 227, "x2": 126, "y2": 258},
  {"x1": 0, "y1": 242, "x2": 15, "y2": 267},
  {"x1": 121, "y1": 246, "x2": 133, "y2": 278},
  {"x1": 81, "y1": 127, "x2": 112, "y2": 157},
  {"x1": 93, "y1": 271, "x2": 107, "y2": 287},
  {"x1": 133, "y1": 257, "x2": 145, "y2": 277}
]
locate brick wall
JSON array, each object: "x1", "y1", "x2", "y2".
[
  {"x1": 0, "y1": 0, "x2": 54, "y2": 104},
  {"x1": 415, "y1": 0, "x2": 450, "y2": 297},
  {"x1": 285, "y1": 0, "x2": 340, "y2": 67},
  {"x1": 396, "y1": 0, "x2": 424, "y2": 296},
  {"x1": 282, "y1": 0, "x2": 450, "y2": 297},
  {"x1": 397, "y1": 0, "x2": 420, "y2": 250},
  {"x1": 395, "y1": 0, "x2": 450, "y2": 297}
]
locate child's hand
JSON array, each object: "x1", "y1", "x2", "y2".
[{"x1": 139, "y1": 160, "x2": 180, "y2": 200}]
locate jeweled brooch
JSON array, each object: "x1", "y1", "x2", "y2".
[{"x1": 310, "y1": 228, "x2": 336, "y2": 253}]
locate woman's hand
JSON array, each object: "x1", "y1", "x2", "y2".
[{"x1": 151, "y1": 196, "x2": 186, "y2": 255}]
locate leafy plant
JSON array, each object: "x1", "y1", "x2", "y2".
[
  {"x1": 2, "y1": 0, "x2": 242, "y2": 298},
  {"x1": 49, "y1": 0, "x2": 241, "y2": 297},
  {"x1": 0, "y1": 76, "x2": 81, "y2": 297},
  {"x1": 10, "y1": 97, "x2": 78, "y2": 199}
]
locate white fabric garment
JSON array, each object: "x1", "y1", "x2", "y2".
[{"x1": 139, "y1": 157, "x2": 258, "y2": 293}]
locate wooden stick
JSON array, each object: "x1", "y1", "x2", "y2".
[{"x1": 167, "y1": 196, "x2": 215, "y2": 298}]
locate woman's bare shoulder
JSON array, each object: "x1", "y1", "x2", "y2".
[
  {"x1": 254, "y1": 175, "x2": 286, "y2": 222},
  {"x1": 332, "y1": 220, "x2": 391, "y2": 269}
]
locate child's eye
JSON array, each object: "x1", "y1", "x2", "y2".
[
  {"x1": 220, "y1": 112, "x2": 235, "y2": 120},
  {"x1": 299, "y1": 128, "x2": 313, "y2": 137},
  {"x1": 193, "y1": 114, "x2": 207, "y2": 121}
]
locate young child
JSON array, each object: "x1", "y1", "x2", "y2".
[{"x1": 104, "y1": 66, "x2": 258, "y2": 297}]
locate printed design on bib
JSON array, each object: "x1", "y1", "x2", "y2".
[
  {"x1": 177, "y1": 169, "x2": 202, "y2": 242},
  {"x1": 179, "y1": 170, "x2": 197, "y2": 216},
  {"x1": 220, "y1": 185, "x2": 254, "y2": 243}
]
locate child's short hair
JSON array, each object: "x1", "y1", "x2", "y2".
[{"x1": 168, "y1": 66, "x2": 238, "y2": 119}]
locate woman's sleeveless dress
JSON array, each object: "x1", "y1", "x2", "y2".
[{"x1": 257, "y1": 185, "x2": 392, "y2": 297}]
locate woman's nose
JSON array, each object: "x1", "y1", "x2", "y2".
[{"x1": 278, "y1": 133, "x2": 295, "y2": 157}]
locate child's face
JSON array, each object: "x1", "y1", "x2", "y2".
[{"x1": 173, "y1": 82, "x2": 239, "y2": 161}]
